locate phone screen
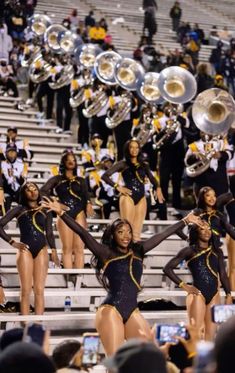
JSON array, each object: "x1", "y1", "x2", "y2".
[
  {"x1": 212, "y1": 304, "x2": 235, "y2": 323},
  {"x1": 23, "y1": 323, "x2": 46, "y2": 346},
  {"x1": 82, "y1": 335, "x2": 100, "y2": 366},
  {"x1": 156, "y1": 324, "x2": 188, "y2": 343}
]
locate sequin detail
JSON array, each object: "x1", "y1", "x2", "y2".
[
  {"x1": 101, "y1": 251, "x2": 143, "y2": 323},
  {"x1": 55, "y1": 177, "x2": 86, "y2": 218}
]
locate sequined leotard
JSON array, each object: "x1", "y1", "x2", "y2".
[
  {"x1": 164, "y1": 245, "x2": 231, "y2": 305},
  {"x1": 102, "y1": 160, "x2": 158, "y2": 205},
  {"x1": 41, "y1": 175, "x2": 89, "y2": 219},
  {"x1": 58, "y1": 213, "x2": 185, "y2": 322},
  {"x1": 0, "y1": 205, "x2": 56, "y2": 258}
]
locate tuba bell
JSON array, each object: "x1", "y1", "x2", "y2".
[
  {"x1": 94, "y1": 51, "x2": 121, "y2": 85},
  {"x1": 157, "y1": 66, "x2": 197, "y2": 104},
  {"x1": 29, "y1": 53, "x2": 52, "y2": 83},
  {"x1": 105, "y1": 58, "x2": 144, "y2": 129},
  {"x1": 45, "y1": 24, "x2": 67, "y2": 53},
  {"x1": 132, "y1": 72, "x2": 164, "y2": 146},
  {"x1": 185, "y1": 88, "x2": 235, "y2": 177},
  {"x1": 28, "y1": 14, "x2": 52, "y2": 37}
]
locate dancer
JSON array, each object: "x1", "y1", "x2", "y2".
[
  {"x1": 42, "y1": 196, "x2": 201, "y2": 355},
  {"x1": 0, "y1": 182, "x2": 58, "y2": 315},
  {"x1": 164, "y1": 222, "x2": 232, "y2": 341},
  {"x1": 102, "y1": 139, "x2": 164, "y2": 241},
  {"x1": 41, "y1": 150, "x2": 93, "y2": 268}
]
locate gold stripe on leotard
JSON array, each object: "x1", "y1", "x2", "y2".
[
  {"x1": 32, "y1": 210, "x2": 44, "y2": 234},
  {"x1": 206, "y1": 250, "x2": 219, "y2": 278},
  {"x1": 187, "y1": 246, "x2": 212, "y2": 264},
  {"x1": 102, "y1": 251, "x2": 142, "y2": 290},
  {"x1": 102, "y1": 251, "x2": 132, "y2": 272},
  {"x1": 129, "y1": 255, "x2": 142, "y2": 291},
  {"x1": 17, "y1": 206, "x2": 46, "y2": 220}
]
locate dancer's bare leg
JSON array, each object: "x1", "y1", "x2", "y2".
[
  {"x1": 119, "y1": 195, "x2": 135, "y2": 228},
  {"x1": 125, "y1": 309, "x2": 152, "y2": 340},
  {"x1": 57, "y1": 217, "x2": 73, "y2": 268},
  {"x1": 132, "y1": 197, "x2": 147, "y2": 241},
  {"x1": 204, "y1": 292, "x2": 220, "y2": 341},
  {"x1": 16, "y1": 250, "x2": 33, "y2": 315},
  {"x1": 33, "y1": 247, "x2": 48, "y2": 315},
  {"x1": 73, "y1": 212, "x2": 86, "y2": 269},
  {"x1": 95, "y1": 306, "x2": 125, "y2": 356},
  {"x1": 187, "y1": 294, "x2": 206, "y2": 338},
  {"x1": 227, "y1": 236, "x2": 235, "y2": 290}
]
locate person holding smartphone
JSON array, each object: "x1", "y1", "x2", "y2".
[
  {"x1": 0, "y1": 182, "x2": 59, "y2": 315},
  {"x1": 41, "y1": 196, "x2": 202, "y2": 356},
  {"x1": 163, "y1": 222, "x2": 232, "y2": 341}
]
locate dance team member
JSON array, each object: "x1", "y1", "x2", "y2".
[
  {"x1": 41, "y1": 150, "x2": 93, "y2": 268},
  {"x1": 42, "y1": 196, "x2": 201, "y2": 355},
  {"x1": 0, "y1": 182, "x2": 58, "y2": 315},
  {"x1": 164, "y1": 222, "x2": 232, "y2": 341},
  {"x1": 102, "y1": 139, "x2": 164, "y2": 241}
]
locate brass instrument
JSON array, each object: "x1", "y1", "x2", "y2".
[
  {"x1": 82, "y1": 87, "x2": 109, "y2": 118},
  {"x1": 115, "y1": 57, "x2": 145, "y2": 90},
  {"x1": 157, "y1": 66, "x2": 197, "y2": 104},
  {"x1": 49, "y1": 63, "x2": 74, "y2": 89},
  {"x1": 94, "y1": 51, "x2": 121, "y2": 85},
  {"x1": 185, "y1": 88, "x2": 235, "y2": 177},
  {"x1": 74, "y1": 44, "x2": 102, "y2": 69},
  {"x1": 29, "y1": 14, "x2": 51, "y2": 37},
  {"x1": 105, "y1": 92, "x2": 132, "y2": 129},
  {"x1": 45, "y1": 24, "x2": 67, "y2": 53},
  {"x1": 69, "y1": 70, "x2": 93, "y2": 109},
  {"x1": 29, "y1": 54, "x2": 52, "y2": 83}
]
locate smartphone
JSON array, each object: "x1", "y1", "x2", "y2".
[
  {"x1": 211, "y1": 304, "x2": 235, "y2": 324},
  {"x1": 82, "y1": 333, "x2": 100, "y2": 366},
  {"x1": 156, "y1": 323, "x2": 189, "y2": 344},
  {"x1": 23, "y1": 323, "x2": 46, "y2": 347}
]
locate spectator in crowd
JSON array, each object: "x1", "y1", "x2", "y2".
[
  {"x1": 103, "y1": 339, "x2": 168, "y2": 373},
  {"x1": 0, "y1": 59, "x2": 18, "y2": 97},
  {"x1": 218, "y1": 26, "x2": 231, "y2": 41},
  {"x1": 85, "y1": 10, "x2": 95, "y2": 28},
  {"x1": 52, "y1": 340, "x2": 82, "y2": 370},
  {"x1": 99, "y1": 18, "x2": 108, "y2": 32},
  {"x1": 209, "y1": 25, "x2": 219, "y2": 45},
  {"x1": 185, "y1": 33, "x2": 200, "y2": 66},
  {"x1": 169, "y1": 1, "x2": 182, "y2": 32},
  {"x1": 101, "y1": 34, "x2": 116, "y2": 51},
  {"x1": 0, "y1": 22, "x2": 12, "y2": 63},
  {"x1": 209, "y1": 40, "x2": 225, "y2": 74},
  {"x1": 196, "y1": 63, "x2": 214, "y2": 94},
  {"x1": 142, "y1": 0, "x2": 158, "y2": 13},
  {"x1": 214, "y1": 74, "x2": 228, "y2": 91},
  {"x1": 7, "y1": 3, "x2": 27, "y2": 41},
  {"x1": 68, "y1": 9, "x2": 79, "y2": 31},
  {"x1": 143, "y1": 8, "x2": 157, "y2": 44},
  {"x1": 89, "y1": 22, "x2": 106, "y2": 44},
  {"x1": 193, "y1": 23, "x2": 205, "y2": 44},
  {"x1": 0, "y1": 341, "x2": 56, "y2": 373},
  {"x1": 214, "y1": 315, "x2": 235, "y2": 373}
]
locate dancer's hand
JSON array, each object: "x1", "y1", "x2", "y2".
[
  {"x1": 184, "y1": 212, "x2": 204, "y2": 227},
  {"x1": 12, "y1": 241, "x2": 29, "y2": 252},
  {"x1": 181, "y1": 283, "x2": 201, "y2": 295},
  {"x1": 155, "y1": 187, "x2": 165, "y2": 204},
  {"x1": 116, "y1": 186, "x2": 132, "y2": 196},
  {"x1": 41, "y1": 196, "x2": 64, "y2": 215},
  {"x1": 51, "y1": 249, "x2": 60, "y2": 267}
]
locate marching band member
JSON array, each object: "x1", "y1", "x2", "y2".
[{"x1": 0, "y1": 127, "x2": 32, "y2": 160}]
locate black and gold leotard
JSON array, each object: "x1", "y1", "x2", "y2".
[
  {"x1": 57, "y1": 213, "x2": 186, "y2": 322},
  {"x1": 0, "y1": 205, "x2": 56, "y2": 258},
  {"x1": 164, "y1": 245, "x2": 231, "y2": 305},
  {"x1": 41, "y1": 175, "x2": 89, "y2": 219},
  {"x1": 102, "y1": 160, "x2": 158, "y2": 205}
]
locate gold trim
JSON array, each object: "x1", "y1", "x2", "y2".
[
  {"x1": 206, "y1": 250, "x2": 219, "y2": 278},
  {"x1": 32, "y1": 210, "x2": 44, "y2": 234},
  {"x1": 187, "y1": 246, "x2": 211, "y2": 264},
  {"x1": 98, "y1": 304, "x2": 123, "y2": 322},
  {"x1": 129, "y1": 255, "x2": 142, "y2": 291},
  {"x1": 102, "y1": 251, "x2": 132, "y2": 272}
]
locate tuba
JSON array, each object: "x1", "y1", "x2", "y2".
[
  {"x1": 105, "y1": 58, "x2": 144, "y2": 129},
  {"x1": 152, "y1": 66, "x2": 197, "y2": 149},
  {"x1": 69, "y1": 70, "x2": 93, "y2": 109},
  {"x1": 82, "y1": 86, "x2": 109, "y2": 118},
  {"x1": 29, "y1": 53, "x2": 52, "y2": 83},
  {"x1": 29, "y1": 14, "x2": 52, "y2": 37},
  {"x1": 49, "y1": 62, "x2": 74, "y2": 89},
  {"x1": 132, "y1": 72, "x2": 164, "y2": 146},
  {"x1": 185, "y1": 88, "x2": 235, "y2": 177}
]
